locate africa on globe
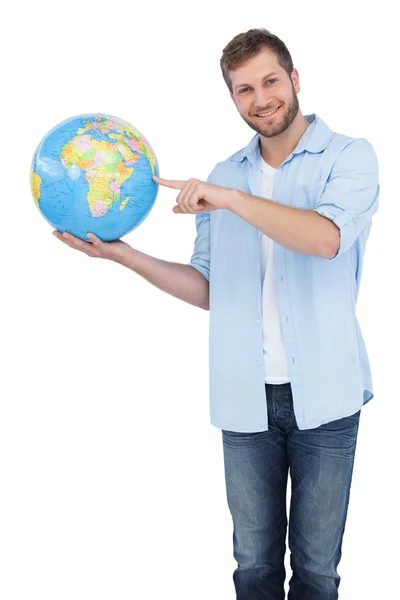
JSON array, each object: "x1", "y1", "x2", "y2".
[{"x1": 30, "y1": 114, "x2": 159, "y2": 241}]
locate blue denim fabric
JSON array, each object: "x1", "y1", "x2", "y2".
[{"x1": 222, "y1": 382, "x2": 360, "y2": 599}]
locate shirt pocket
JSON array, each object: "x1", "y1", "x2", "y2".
[{"x1": 290, "y1": 180, "x2": 326, "y2": 210}]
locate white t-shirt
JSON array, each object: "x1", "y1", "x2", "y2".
[{"x1": 260, "y1": 158, "x2": 290, "y2": 384}]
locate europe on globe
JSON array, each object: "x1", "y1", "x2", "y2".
[{"x1": 30, "y1": 114, "x2": 159, "y2": 241}]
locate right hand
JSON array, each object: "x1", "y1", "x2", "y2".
[{"x1": 52, "y1": 231, "x2": 135, "y2": 267}]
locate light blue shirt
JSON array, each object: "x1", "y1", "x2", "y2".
[{"x1": 189, "y1": 113, "x2": 380, "y2": 433}]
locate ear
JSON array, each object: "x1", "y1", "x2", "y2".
[{"x1": 291, "y1": 68, "x2": 300, "y2": 93}]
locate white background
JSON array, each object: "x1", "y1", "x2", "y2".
[{"x1": 1, "y1": 1, "x2": 398, "y2": 598}]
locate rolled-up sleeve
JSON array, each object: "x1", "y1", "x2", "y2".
[
  {"x1": 189, "y1": 173, "x2": 212, "y2": 280},
  {"x1": 313, "y1": 138, "x2": 380, "y2": 259}
]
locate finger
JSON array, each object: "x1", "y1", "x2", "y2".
[
  {"x1": 172, "y1": 204, "x2": 202, "y2": 214},
  {"x1": 87, "y1": 233, "x2": 102, "y2": 245},
  {"x1": 183, "y1": 181, "x2": 205, "y2": 214},
  {"x1": 177, "y1": 183, "x2": 193, "y2": 214},
  {"x1": 176, "y1": 180, "x2": 197, "y2": 214},
  {"x1": 63, "y1": 232, "x2": 84, "y2": 245},
  {"x1": 53, "y1": 231, "x2": 99, "y2": 257},
  {"x1": 62, "y1": 232, "x2": 95, "y2": 252},
  {"x1": 55, "y1": 235, "x2": 76, "y2": 249},
  {"x1": 53, "y1": 231, "x2": 74, "y2": 246},
  {"x1": 187, "y1": 182, "x2": 205, "y2": 213},
  {"x1": 175, "y1": 189, "x2": 190, "y2": 213},
  {"x1": 53, "y1": 233, "x2": 71, "y2": 246},
  {"x1": 152, "y1": 175, "x2": 185, "y2": 190}
]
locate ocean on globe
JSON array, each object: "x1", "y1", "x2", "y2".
[{"x1": 30, "y1": 113, "x2": 159, "y2": 241}]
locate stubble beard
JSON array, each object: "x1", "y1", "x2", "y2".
[{"x1": 242, "y1": 85, "x2": 300, "y2": 139}]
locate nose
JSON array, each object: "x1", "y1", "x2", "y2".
[{"x1": 253, "y1": 88, "x2": 273, "y2": 112}]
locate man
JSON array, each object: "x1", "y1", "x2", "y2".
[{"x1": 54, "y1": 28, "x2": 379, "y2": 600}]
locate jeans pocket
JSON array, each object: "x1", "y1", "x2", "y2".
[{"x1": 222, "y1": 429, "x2": 269, "y2": 448}]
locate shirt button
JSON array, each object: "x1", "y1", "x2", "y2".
[
  {"x1": 256, "y1": 361, "x2": 262, "y2": 366},
  {"x1": 280, "y1": 275, "x2": 284, "y2": 282},
  {"x1": 256, "y1": 319, "x2": 260, "y2": 324},
  {"x1": 285, "y1": 316, "x2": 288, "y2": 323}
]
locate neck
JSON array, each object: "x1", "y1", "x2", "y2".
[{"x1": 259, "y1": 112, "x2": 310, "y2": 169}]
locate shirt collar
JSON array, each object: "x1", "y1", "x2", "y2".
[{"x1": 229, "y1": 113, "x2": 334, "y2": 164}]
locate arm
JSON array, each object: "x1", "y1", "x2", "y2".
[
  {"x1": 227, "y1": 191, "x2": 340, "y2": 258},
  {"x1": 129, "y1": 175, "x2": 213, "y2": 311},
  {"x1": 124, "y1": 249, "x2": 210, "y2": 310},
  {"x1": 313, "y1": 138, "x2": 380, "y2": 260},
  {"x1": 227, "y1": 138, "x2": 379, "y2": 260},
  {"x1": 155, "y1": 139, "x2": 379, "y2": 261},
  {"x1": 53, "y1": 232, "x2": 210, "y2": 310}
]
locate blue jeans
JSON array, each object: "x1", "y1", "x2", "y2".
[{"x1": 222, "y1": 382, "x2": 360, "y2": 600}]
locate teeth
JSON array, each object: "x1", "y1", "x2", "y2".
[{"x1": 257, "y1": 107, "x2": 279, "y2": 117}]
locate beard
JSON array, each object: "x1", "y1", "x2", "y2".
[{"x1": 241, "y1": 83, "x2": 300, "y2": 139}]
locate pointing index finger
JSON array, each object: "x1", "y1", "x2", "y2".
[{"x1": 153, "y1": 175, "x2": 185, "y2": 190}]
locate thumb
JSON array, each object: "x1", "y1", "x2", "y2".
[{"x1": 172, "y1": 205, "x2": 204, "y2": 214}]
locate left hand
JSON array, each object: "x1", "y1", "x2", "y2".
[{"x1": 153, "y1": 175, "x2": 235, "y2": 213}]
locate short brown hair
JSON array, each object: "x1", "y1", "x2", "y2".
[{"x1": 220, "y1": 28, "x2": 294, "y2": 92}]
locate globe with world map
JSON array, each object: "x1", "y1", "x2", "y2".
[{"x1": 30, "y1": 114, "x2": 159, "y2": 241}]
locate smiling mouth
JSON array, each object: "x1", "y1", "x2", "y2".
[{"x1": 254, "y1": 105, "x2": 282, "y2": 119}]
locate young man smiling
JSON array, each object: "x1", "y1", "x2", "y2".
[{"x1": 54, "y1": 28, "x2": 380, "y2": 600}]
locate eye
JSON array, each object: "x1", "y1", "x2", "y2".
[{"x1": 238, "y1": 79, "x2": 277, "y2": 94}]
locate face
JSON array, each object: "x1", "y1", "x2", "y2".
[{"x1": 229, "y1": 47, "x2": 300, "y2": 139}]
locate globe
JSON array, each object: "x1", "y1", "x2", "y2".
[{"x1": 30, "y1": 113, "x2": 159, "y2": 241}]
